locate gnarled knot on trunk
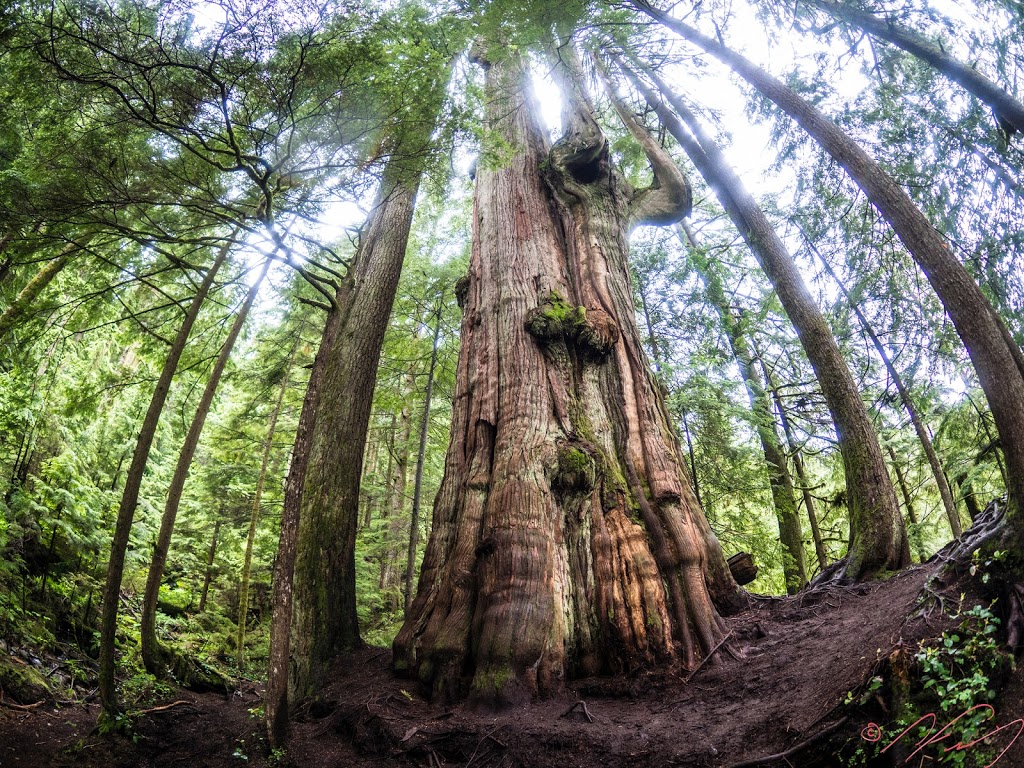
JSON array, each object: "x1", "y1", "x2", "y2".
[
  {"x1": 455, "y1": 273, "x2": 470, "y2": 309},
  {"x1": 552, "y1": 439, "x2": 598, "y2": 496},
  {"x1": 525, "y1": 291, "x2": 619, "y2": 361}
]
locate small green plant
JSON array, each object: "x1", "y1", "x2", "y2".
[{"x1": 844, "y1": 602, "x2": 1008, "y2": 767}]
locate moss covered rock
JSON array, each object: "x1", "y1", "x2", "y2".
[{"x1": 0, "y1": 654, "x2": 53, "y2": 703}]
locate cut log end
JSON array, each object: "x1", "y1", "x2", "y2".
[{"x1": 727, "y1": 552, "x2": 758, "y2": 586}]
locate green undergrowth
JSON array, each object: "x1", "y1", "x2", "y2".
[{"x1": 841, "y1": 575, "x2": 1015, "y2": 767}]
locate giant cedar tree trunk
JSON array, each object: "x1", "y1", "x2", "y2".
[
  {"x1": 629, "y1": 1, "x2": 1024, "y2": 542},
  {"x1": 98, "y1": 240, "x2": 230, "y2": 715},
  {"x1": 621, "y1": 58, "x2": 909, "y2": 579},
  {"x1": 140, "y1": 256, "x2": 270, "y2": 675},
  {"x1": 807, "y1": 0, "x2": 1024, "y2": 135},
  {"x1": 393, "y1": 47, "x2": 742, "y2": 707}
]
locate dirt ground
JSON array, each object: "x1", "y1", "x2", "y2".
[{"x1": 2, "y1": 561, "x2": 1022, "y2": 768}]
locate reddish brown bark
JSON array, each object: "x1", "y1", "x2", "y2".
[{"x1": 393, "y1": 46, "x2": 742, "y2": 706}]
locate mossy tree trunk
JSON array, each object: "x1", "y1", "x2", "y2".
[
  {"x1": 621, "y1": 57, "x2": 909, "y2": 580},
  {"x1": 266, "y1": 300, "x2": 342, "y2": 747},
  {"x1": 393, "y1": 45, "x2": 743, "y2": 707},
  {"x1": 139, "y1": 256, "x2": 270, "y2": 676},
  {"x1": 289, "y1": 146, "x2": 442, "y2": 703},
  {"x1": 0, "y1": 236, "x2": 92, "y2": 343},
  {"x1": 678, "y1": 224, "x2": 807, "y2": 593},
  {"x1": 628, "y1": 2, "x2": 1024, "y2": 544},
  {"x1": 98, "y1": 239, "x2": 230, "y2": 716}
]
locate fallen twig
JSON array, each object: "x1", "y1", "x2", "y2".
[
  {"x1": 683, "y1": 630, "x2": 734, "y2": 683},
  {"x1": 136, "y1": 700, "x2": 191, "y2": 715},
  {"x1": 560, "y1": 699, "x2": 594, "y2": 723},
  {"x1": 0, "y1": 698, "x2": 44, "y2": 711},
  {"x1": 726, "y1": 716, "x2": 849, "y2": 767}
]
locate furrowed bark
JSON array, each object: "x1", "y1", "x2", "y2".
[
  {"x1": 620, "y1": 56, "x2": 908, "y2": 579},
  {"x1": 290, "y1": 158, "x2": 436, "y2": 700},
  {"x1": 266, "y1": 300, "x2": 343, "y2": 747},
  {"x1": 629, "y1": 2, "x2": 1024, "y2": 542},
  {"x1": 98, "y1": 238, "x2": 230, "y2": 716},
  {"x1": 805, "y1": 0, "x2": 1024, "y2": 135},
  {"x1": 394, "y1": 44, "x2": 741, "y2": 708},
  {"x1": 139, "y1": 256, "x2": 270, "y2": 676},
  {"x1": 288, "y1": 52, "x2": 452, "y2": 702}
]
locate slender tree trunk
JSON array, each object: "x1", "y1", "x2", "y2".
[
  {"x1": 954, "y1": 470, "x2": 984, "y2": 521},
  {"x1": 236, "y1": 335, "x2": 299, "y2": 668},
  {"x1": 381, "y1": 399, "x2": 413, "y2": 608},
  {"x1": 888, "y1": 446, "x2": 928, "y2": 562},
  {"x1": 38, "y1": 504, "x2": 64, "y2": 602},
  {"x1": 266, "y1": 300, "x2": 343, "y2": 747},
  {"x1": 621, "y1": 57, "x2": 908, "y2": 579},
  {"x1": 98, "y1": 238, "x2": 230, "y2": 716},
  {"x1": 629, "y1": 3, "x2": 1024, "y2": 539},
  {"x1": 762, "y1": 363, "x2": 829, "y2": 572},
  {"x1": 0, "y1": 237, "x2": 91, "y2": 342},
  {"x1": 807, "y1": 0, "x2": 1024, "y2": 135},
  {"x1": 394, "y1": 44, "x2": 742, "y2": 707},
  {"x1": 676, "y1": 225, "x2": 807, "y2": 592},
  {"x1": 808, "y1": 240, "x2": 963, "y2": 538},
  {"x1": 404, "y1": 299, "x2": 443, "y2": 614},
  {"x1": 198, "y1": 518, "x2": 221, "y2": 614},
  {"x1": 139, "y1": 256, "x2": 270, "y2": 675}
]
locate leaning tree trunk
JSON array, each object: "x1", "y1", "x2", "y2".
[
  {"x1": 806, "y1": 0, "x2": 1024, "y2": 135},
  {"x1": 0, "y1": 236, "x2": 92, "y2": 343},
  {"x1": 808, "y1": 240, "x2": 963, "y2": 538},
  {"x1": 620, "y1": 57, "x2": 909, "y2": 580},
  {"x1": 677, "y1": 225, "x2": 807, "y2": 592},
  {"x1": 139, "y1": 256, "x2": 270, "y2": 676},
  {"x1": 393, "y1": 45, "x2": 742, "y2": 707},
  {"x1": 266, "y1": 301, "x2": 343, "y2": 747},
  {"x1": 98, "y1": 238, "x2": 230, "y2": 716},
  {"x1": 236, "y1": 335, "x2": 299, "y2": 668},
  {"x1": 290, "y1": 182, "x2": 423, "y2": 699},
  {"x1": 629, "y1": 1, "x2": 1024, "y2": 541}
]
